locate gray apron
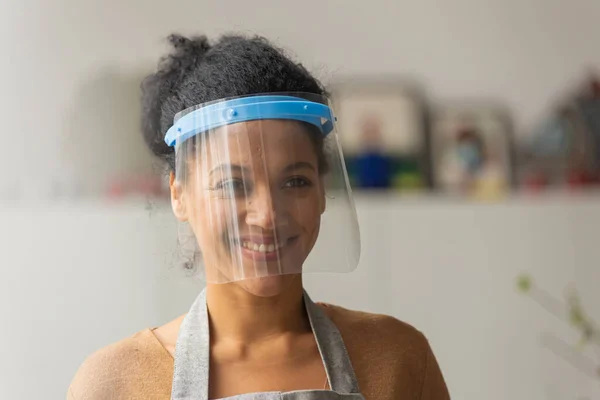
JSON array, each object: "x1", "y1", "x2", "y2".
[{"x1": 171, "y1": 289, "x2": 366, "y2": 400}]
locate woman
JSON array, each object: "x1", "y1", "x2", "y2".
[{"x1": 67, "y1": 33, "x2": 450, "y2": 399}]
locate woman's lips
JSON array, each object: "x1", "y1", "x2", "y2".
[{"x1": 237, "y1": 236, "x2": 298, "y2": 261}]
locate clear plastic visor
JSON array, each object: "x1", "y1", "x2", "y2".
[{"x1": 166, "y1": 93, "x2": 360, "y2": 284}]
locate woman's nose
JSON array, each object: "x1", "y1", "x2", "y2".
[{"x1": 244, "y1": 189, "x2": 284, "y2": 229}]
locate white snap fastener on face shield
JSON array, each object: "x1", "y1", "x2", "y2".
[{"x1": 226, "y1": 108, "x2": 237, "y2": 120}]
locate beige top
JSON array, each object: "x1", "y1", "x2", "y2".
[{"x1": 67, "y1": 302, "x2": 450, "y2": 399}]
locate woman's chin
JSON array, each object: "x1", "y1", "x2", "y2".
[{"x1": 237, "y1": 274, "x2": 297, "y2": 297}]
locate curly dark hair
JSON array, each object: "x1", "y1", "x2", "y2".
[{"x1": 140, "y1": 33, "x2": 329, "y2": 175}]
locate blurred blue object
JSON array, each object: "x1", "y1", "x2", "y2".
[{"x1": 354, "y1": 152, "x2": 392, "y2": 189}]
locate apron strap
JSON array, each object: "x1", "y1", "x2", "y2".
[
  {"x1": 171, "y1": 289, "x2": 361, "y2": 399},
  {"x1": 171, "y1": 289, "x2": 210, "y2": 400},
  {"x1": 303, "y1": 290, "x2": 361, "y2": 394}
]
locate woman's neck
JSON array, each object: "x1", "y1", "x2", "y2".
[{"x1": 205, "y1": 277, "x2": 310, "y2": 345}]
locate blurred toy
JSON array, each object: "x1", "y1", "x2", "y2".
[
  {"x1": 352, "y1": 115, "x2": 393, "y2": 189},
  {"x1": 451, "y1": 127, "x2": 487, "y2": 190},
  {"x1": 391, "y1": 157, "x2": 424, "y2": 191},
  {"x1": 523, "y1": 72, "x2": 600, "y2": 190},
  {"x1": 438, "y1": 124, "x2": 508, "y2": 199},
  {"x1": 573, "y1": 74, "x2": 600, "y2": 184}
]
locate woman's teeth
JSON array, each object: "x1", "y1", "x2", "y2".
[{"x1": 241, "y1": 241, "x2": 284, "y2": 253}]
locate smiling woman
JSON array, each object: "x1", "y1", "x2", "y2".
[{"x1": 67, "y1": 33, "x2": 451, "y2": 400}]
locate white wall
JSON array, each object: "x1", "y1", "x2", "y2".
[{"x1": 2, "y1": 1, "x2": 600, "y2": 399}]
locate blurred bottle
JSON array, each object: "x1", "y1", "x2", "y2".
[{"x1": 353, "y1": 115, "x2": 392, "y2": 189}]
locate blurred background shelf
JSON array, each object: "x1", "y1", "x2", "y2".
[{"x1": 5, "y1": 186, "x2": 600, "y2": 210}]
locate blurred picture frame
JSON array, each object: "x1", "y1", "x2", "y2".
[
  {"x1": 329, "y1": 76, "x2": 430, "y2": 190},
  {"x1": 429, "y1": 102, "x2": 516, "y2": 197}
]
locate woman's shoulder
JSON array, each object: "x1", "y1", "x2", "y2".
[
  {"x1": 317, "y1": 302, "x2": 451, "y2": 399},
  {"x1": 67, "y1": 328, "x2": 173, "y2": 399},
  {"x1": 318, "y1": 302, "x2": 427, "y2": 344}
]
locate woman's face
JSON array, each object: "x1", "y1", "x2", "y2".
[{"x1": 172, "y1": 120, "x2": 326, "y2": 297}]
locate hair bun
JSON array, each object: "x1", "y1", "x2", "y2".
[
  {"x1": 140, "y1": 34, "x2": 212, "y2": 166},
  {"x1": 164, "y1": 34, "x2": 211, "y2": 71}
]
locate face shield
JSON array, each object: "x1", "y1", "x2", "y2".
[{"x1": 164, "y1": 93, "x2": 360, "y2": 284}]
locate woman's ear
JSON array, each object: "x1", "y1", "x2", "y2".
[{"x1": 170, "y1": 171, "x2": 188, "y2": 221}]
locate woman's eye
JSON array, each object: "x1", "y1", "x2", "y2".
[
  {"x1": 283, "y1": 177, "x2": 312, "y2": 189},
  {"x1": 214, "y1": 179, "x2": 246, "y2": 194}
]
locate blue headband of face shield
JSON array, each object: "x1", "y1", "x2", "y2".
[{"x1": 164, "y1": 95, "x2": 336, "y2": 147}]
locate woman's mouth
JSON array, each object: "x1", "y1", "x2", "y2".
[
  {"x1": 241, "y1": 240, "x2": 284, "y2": 253},
  {"x1": 236, "y1": 236, "x2": 298, "y2": 261}
]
